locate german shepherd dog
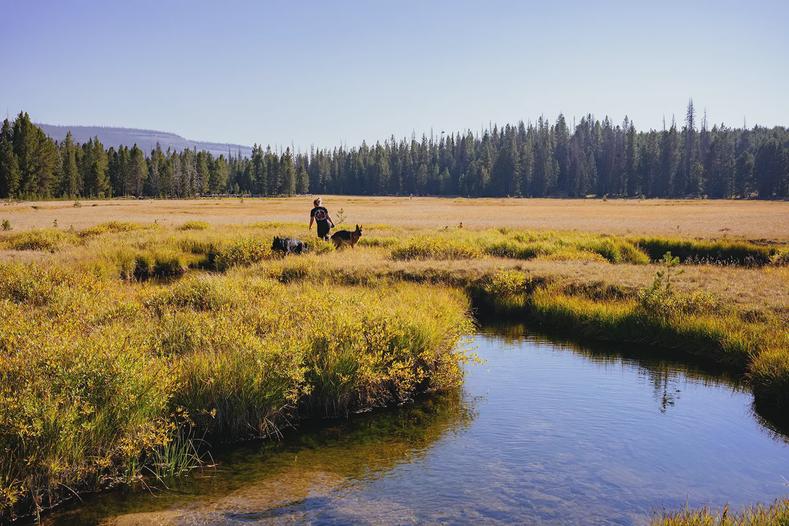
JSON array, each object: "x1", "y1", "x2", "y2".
[
  {"x1": 271, "y1": 236, "x2": 309, "y2": 255},
  {"x1": 331, "y1": 225, "x2": 363, "y2": 249}
]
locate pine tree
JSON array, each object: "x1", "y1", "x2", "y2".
[
  {"x1": 754, "y1": 139, "x2": 785, "y2": 199},
  {"x1": 281, "y1": 148, "x2": 296, "y2": 195},
  {"x1": 735, "y1": 151, "x2": 754, "y2": 198},
  {"x1": 60, "y1": 131, "x2": 81, "y2": 197},
  {"x1": 0, "y1": 131, "x2": 20, "y2": 198},
  {"x1": 553, "y1": 114, "x2": 571, "y2": 195},
  {"x1": 128, "y1": 145, "x2": 147, "y2": 196},
  {"x1": 209, "y1": 155, "x2": 229, "y2": 194}
]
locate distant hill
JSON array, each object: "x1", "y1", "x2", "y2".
[{"x1": 37, "y1": 123, "x2": 252, "y2": 158}]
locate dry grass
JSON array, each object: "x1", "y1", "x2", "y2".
[
  {"x1": 0, "y1": 200, "x2": 787, "y2": 521},
  {"x1": 1, "y1": 197, "x2": 788, "y2": 241}
]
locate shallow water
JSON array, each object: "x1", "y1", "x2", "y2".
[{"x1": 46, "y1": 328, "x2": 789, "y2": 525}]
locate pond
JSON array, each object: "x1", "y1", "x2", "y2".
[{"x1": 45, "y1": 327, "x2": 789, "y2": 525}]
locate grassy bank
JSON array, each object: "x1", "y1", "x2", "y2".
[
  {"x1": 0, "y1": 219, "x2": 787, "y2": 521},
  {"x1": 0, "y1": 263, "x2": 470, "y2": 521}
]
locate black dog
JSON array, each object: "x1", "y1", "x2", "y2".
[{"x1": 271, "y1": 236, "x2": 309, "y2": 255}]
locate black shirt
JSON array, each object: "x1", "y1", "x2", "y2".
[{"x1": 310, "y1": 206, "x2": 329, "y2": 223}]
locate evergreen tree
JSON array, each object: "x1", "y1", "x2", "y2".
[
  {"x1": 209, "y1": 155, "x2": 229, "y2": 193},
  {"x1": 127, "y1": 145, "x2": 147, "y2": 196},
  {"x1": 60, "y1": 131, "x2": 81, "y2": 196},
  {"x1": 735, "y1": 151, "x2": 754, "y2": 197},
  {"x1": 0, "y1": 129, "x2": 20, "y2": 198},
  {"x1": 281, "y1": 148, "x2": 296, "y2": 195},
  {"x1": 754, "y1": 139, "x2": 785, "y2": 199}
]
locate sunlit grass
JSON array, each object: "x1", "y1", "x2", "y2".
[
  {"x1": 652, "y1": 499, "x2": 789, "y2": 526},
  {"x1": 0, "y1": 219, "x2": 786, "y2": 521},
  {"x1": 0, "y1": 258, "x2": 470, "y2": 520}
]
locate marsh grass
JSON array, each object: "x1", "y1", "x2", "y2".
[
  {"x1": 652, "y1": 499, "x2": 789, "y2": 526},
  {"x1": 636, "y1": 237, "x2": 778, "y2": 266},
  {"x1": 176, "y1": 221, "x2": 210, "y2": 231},
  {"x1": 0, "y1": 257, "x2": 470, "y2": 521},
  {"x1": 0, "y1": 219, "x2": 787, "y2": 521}
]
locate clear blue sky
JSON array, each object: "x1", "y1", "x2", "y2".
[{"x1": 1, "y1": 0, "x2": 787, "y2": 148}]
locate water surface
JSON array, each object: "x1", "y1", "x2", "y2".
[{"x1": 46, "y1": 329, "x2": 789, "y2": 525}]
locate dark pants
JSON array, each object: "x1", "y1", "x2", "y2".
[{"x1": 317, "y1": 221, "x2": 330, "y2": 240}]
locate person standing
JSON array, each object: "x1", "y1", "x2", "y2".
[{"x1": 309, "y1": 197, "x2": 335, "y2": 240}]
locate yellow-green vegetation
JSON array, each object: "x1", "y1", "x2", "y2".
[
  {"x1": 0, "y1": 255, "x2": 471, "y2": 520},
  {"x1": 0, "y1": 218, "x2": 787, "y2": 521},
  {"x1": 652, "y1": 499, "x2": 789, "y2": 526},
  {"x1": 176, "y1": 220, "x2": 210, "y2": 231}
]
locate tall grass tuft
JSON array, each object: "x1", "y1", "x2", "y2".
[
  {"x1": 651, "y1": 499, "x2": 789, "y2": 526},
  {"x1": 391, "y1": 236, "x2": 484, "y2": 260},
  {"x1": 0, "y1": 264, "x2": 469, "y2": 521},
  {"x1": 0, "y1": 228, "x2": 76, "y2": 251},
  {"x1": 636, "y1": 237, "x2": 776, "y2": 266}
]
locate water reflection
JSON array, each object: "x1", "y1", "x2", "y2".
[
  {"x1": 44, "y1": 391, "x2": 473, "y2": 526},
  {"x1": 479, "y1": 322, "x2": 783, "y2": 424},
  {"x1": 43, "y1": 328, "x2": 789, "y2": 526}
]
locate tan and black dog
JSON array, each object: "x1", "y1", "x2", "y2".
[{"x1": 331, "y1": 224, "x2": 363, "y2": 249}]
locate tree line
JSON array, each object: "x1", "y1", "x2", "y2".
[{"x1": 1, "y1": 102, "x2": 787, "y2": 200}]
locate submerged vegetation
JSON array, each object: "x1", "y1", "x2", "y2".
[{"x1": 0, "y1": 218, "x2": 786, "y2": 521}]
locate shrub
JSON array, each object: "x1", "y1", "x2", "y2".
[{"x1": 1, "y1": 219, "x2": 10, "y2": 231}]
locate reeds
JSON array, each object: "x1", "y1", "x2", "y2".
[
  {"x1": 0, "y1": 261, "x2": 469, "y2": 521},
  {"x1": 652, "y1": 499, "x2": 789, "y2": 526},
  {"x1": 0, "y1": 219, "x2": 786, "y2": 520}
]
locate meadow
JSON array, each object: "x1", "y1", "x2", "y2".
[{"x1": 0, "y1": 196, "x2": 787, "y2": 523}]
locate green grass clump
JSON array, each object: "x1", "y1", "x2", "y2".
[
  {"x1": 0, "y1": 228, "x2": 76, "y2": 251},
  {"x1": 133, "y1": 251, "x2": 189, "y2": 280},
  {"x1": 391, "y1": 236, "x2": 484, "y2": 260},
  {"x1": 750, "y1": 348, "x2": 789, "y2": 410},
  {"x1": 201, "y1": 237, "x2": 272, "y2": 270},
  {"x1": 484, "y1": 239, "x2": 548, "y2": 260},
  {"x1": 577, "y1": 237, "x2": 650, "y2": 264},
  {"x1": 176, "y1": 220, "x2": 210, "y2": 231},
  {"x1": 636, "y1": 237, "x2": 776, "y2": 266},
  {"x1": 0, "y1": 264, "x2": 469, "y2": 521},
  {"x1": 79, "y1": 221, "x2": 151, "y2": 238},
  {"x1": 146, "y1": 275, "x2": 237, "y2": 313},
  {"x1": 652, "y1": 499, "x2": 789, "y2": 525}
]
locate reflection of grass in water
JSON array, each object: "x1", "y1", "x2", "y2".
[
  {"x1": 478, "y1": 321, "x2": 789, "y2": 438},
  {"x1": 43, "y1": 390, "x2": 472, "y2": 525},
  {"x1": 479, "y1": 321, "x2": 745, "y2": 390}
]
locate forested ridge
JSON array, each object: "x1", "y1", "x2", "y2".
[{"x1": 1, "y1": 102, "x2": 787, "y2": 200}]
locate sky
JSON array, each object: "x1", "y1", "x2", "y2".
[{"x1": 1, "y1": 0, "x2": 787, "y2": 148}]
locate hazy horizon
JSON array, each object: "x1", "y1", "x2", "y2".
[{"x1": 2, "y1": 0, "x2": 787, "y2": 149}]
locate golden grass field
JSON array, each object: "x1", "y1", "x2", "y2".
[
  {"x1": 0, "y1": 197, "x2": 787, "y2": 522},
  {"x1": 1, "y1": 197, "x2": 786, "y2": 313},
  {"x1": 2, "y1": 196, "x2": 788, "y2": 241}
]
